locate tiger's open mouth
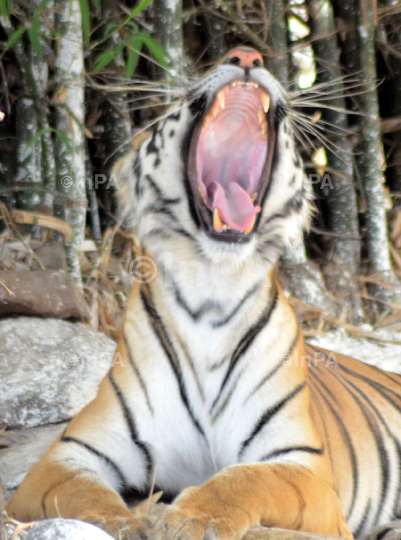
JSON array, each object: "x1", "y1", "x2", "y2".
[{"x1": 188, "y1": 81, "x2": 276, "y2": 243}]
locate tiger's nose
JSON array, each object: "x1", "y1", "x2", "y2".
[{"x1": 228, "y1": 49, "x2": 263, "y2": 68}]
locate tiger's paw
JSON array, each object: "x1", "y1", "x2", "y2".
[
  {"x1": 364, "y1": 521, "x2": 401, "y2": 540},
  {"x1": 149, "y1": 486, "x2": 251, "y2": 540},
  {"x1": 79, "y1": 511, "x2": 146, "y2": 540}
]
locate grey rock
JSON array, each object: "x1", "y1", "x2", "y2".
[
  {"x1": 13, "y1": 518, "x2": 113, "y2": 540},
  {"x1": 0, "y1": 422, "x2": 68, "y2": 502},
  {"x1": 0, "y1": 317, "x2": 117, "y2": 429}
]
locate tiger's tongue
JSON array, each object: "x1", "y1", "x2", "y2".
[{"x1": 197, "y1": 107, "x2": 266, "y2": 231}]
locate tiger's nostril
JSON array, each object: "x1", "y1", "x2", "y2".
[{"x1": 227, "y1": 49, "x2": 264, "y2": 69}]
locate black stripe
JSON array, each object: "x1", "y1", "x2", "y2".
[
  {"x1": 261, "y1": 445, "x2": 324, "y2": 462},
  {"x1": 182, "y1": 174, "x2": 201, "y2": 229},
  {"x1": 123, "y1": 334, "x2": 153, "y2": 414},
  {"x1": 308, "y1": 382, "x2": 335, "y2": 467},
  {"x1": 239, "y1": 382, "x2": 306, "y2": 458},
  {"x1": 245, "y1": 325, "x2": 300, "y2": 403},
  {"x1": 134, "y1": 152, "x2": 143, "y2": 197},
  {"x1": 354, "y1": 498, "x2": 372, "y2": 539},
  {"x1": 212, "y1": 369, "x2": 244, "y2": 422},
  {"x1": 61, "y1": 435, "x2": 127, "y2": 489},
  {"x1": 263, "y1": 189, "x2": 305, "y2": 227},
  {"x1": 140, "y1": 287, "x2": 205, "y2": 436},
  {"x1": 171, "y1": 276, "x2": 222, "y2": 321},
  {"x1": 144, "y1": 202, "x2": 180, "y2": 223},
  {"x1": 212, "y1": 282, "x2": 262, "y2": 328},
  {"x1": 212, "y1": 284, "x2": 279, "y2": 410},
  {"x1": 376, "y1": 528, "x2": 394, "y2": 540},
  {"x1": 144, "y1": 174, "x2": 181, "y2": 206},
  {"x1": 108, "y1": 371, "x2": 153, "y2": 482},
  {"x1": 308, "y1": 368, "x2": 358, "y2": 519}
]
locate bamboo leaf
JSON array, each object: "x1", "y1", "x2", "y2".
[
  {"x1": 141, "y1": 33, "x2": 170, "y2": 68},
  {"x1": 0, "y1": 0, "x2": 11, "y2": 21},
  {"x1": 25, "y1": 128, "x2": 54, "y2": 151},
  {"x1": 2, "y1": 27, "x2": 26, "y2": 55},
  {"x1": 55, "y1": 130, "x2": 73, "y2": 154},
  {"x1": 126, "y1": 35, "x2": 143, "y2": 78},
  {"x1": 27, "y1": 27, "x2": 42, "y2": 62},
  {"x1": 123, "y1": 0, "x2": 153, "y2": 24},
  {"x1": 36, "y1": 0, "x2": 54, "y2": 11},
  {"x1": 78, "y1": 0, "x2": 90, "y2": 43},
  {"x1": 92, "y1": 49, "x2": 115, "y2": 74}
]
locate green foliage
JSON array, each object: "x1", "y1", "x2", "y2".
[
  {"x1": 1, "y1": 0, "x2": 169, "y2": 82},
  {"x1": 0, "y1": 0, "x2": 11, "y2": 21},
  {"x1": 78, "y1": 0, "x2": 91, "y2": 43},
  {"x1": 91, "y1": 0, "x2": 169, "y2": 79}
]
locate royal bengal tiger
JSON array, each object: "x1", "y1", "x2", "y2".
[{"x1": 7, "y1": 48, "x2": 401, "y2": 540}]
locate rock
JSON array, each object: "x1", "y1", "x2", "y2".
[
  {"x1": 32, "y1": 241, "x2": 67, "y2": 270},
  {"x1": 0, "y1": 270, "x2": 90, "y2": 321},
  {"x1": 0, "y1": 423, "x2": 68, "y2": 503},
  {"x1": 279, "y1": 261, "x2": 338, "y2": 315},
  {"x1": 4, "y1": 518, "x2": 113, "y2": 540},
  {"x1": 0, "y1": 317, "x2": 117, "y2": 429},
  {"x1": 307, "y1": 328, "x2": 401, "y2": 373}
]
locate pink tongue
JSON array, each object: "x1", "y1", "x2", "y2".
[
  {"x1": 208, "y1": 182, "x2": 261, "y2": 230},
  {"x1": 196, "y1": 101, "x2": 266, "y2": 231}
]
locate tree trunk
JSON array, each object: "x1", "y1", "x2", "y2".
[
  {"x1": 305, "y1": 0, "x2": 364, "y2": 321},
  {"x1": 1, "y1": 9, "x2": 55, "y2": 224},
  {"x1": 306, "y1": 0, "x2": 360, "y2": 274},
  {"x1": 154, "y1": 0, "x2": 183, "y2": 89},
  {"x1": 333, "y1": 0, "x2": 401, "y2": 311},
  {"x1": 54, "y1": 0, "x2": 87, "y2": 288},
  {"x1": 265, "y1": 0, "x2": 289, "y2": 88}
]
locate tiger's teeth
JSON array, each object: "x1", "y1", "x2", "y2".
[
  {"x1": 244, "y1": 215, "x2": 256, "y2": 235},
  {"x1": 213, "y1": 209, "x2": 223, "y2": 232},
  {"x1": 210, "y1": 103, "x2": 220, "y2": 118},
  {"x1": 261, "y1": 91, "x2": 270, "y2": 113},
  {"x1": 217, "y1": 89, "x2": 225, "y2": 109}
]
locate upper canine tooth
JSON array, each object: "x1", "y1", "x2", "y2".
[
  {"x1": 261, "y1": 91, "x2": 270, "y2": 113},
  {"x1": 213, "y1": 209, "x2": 223, "y2": 232},
  {"x1": 210, "y1": 103, "x2": 220, "y2": 118},
  {"x1": 217, "y1": 89, "x2": 225, "y2": 109}
]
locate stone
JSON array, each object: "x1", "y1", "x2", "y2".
[
  {"x1": 0, "y1": 317, "x2": 117, "y2": 429},
  {"x1": 4, "y1": 518, "x2": 113, "y2": 540},
  {"x1": 0, "y1": 423, "x2": 68, "y2": 503},
  {"x1": 0, "y1": 270, "x2": 90, "y2": 321}
]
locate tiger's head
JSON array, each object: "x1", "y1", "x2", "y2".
[{"x1": 116, "y1": 47, "x2": 313, "y2": 270}]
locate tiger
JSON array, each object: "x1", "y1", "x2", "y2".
[{"x1": 7, "y1": 47, "x2": 401, "y2": 540}]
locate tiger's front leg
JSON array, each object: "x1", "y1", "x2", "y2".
[
  {"x1": 7, "y1": 458, "x2": 145, "y2": 540},
  {"x1": 156, "y1": 463, "x2": 353, "y2": 540},
  {"x1": 7, "y1": 360, "x2": 150, "y2": 540}
]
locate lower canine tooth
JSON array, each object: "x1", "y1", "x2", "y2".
[
  {"x1": 213, "y1": 209, "x2": 223, "y2": 232},
  {"x1": 244, "y1": 215, "x2": 256, "y2": 235}
]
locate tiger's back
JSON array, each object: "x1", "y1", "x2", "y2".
[{"x1": 308, "y1": 345, "x2": 401, "y2": 537}]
